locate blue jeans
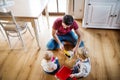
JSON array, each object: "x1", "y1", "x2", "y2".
[{"x1": 47, "y1": 31, "x2": 84, "y2": 50}]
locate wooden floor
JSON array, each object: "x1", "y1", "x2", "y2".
[{"x1": 0, "y1": 16, "x2": 120, "y2": 80}]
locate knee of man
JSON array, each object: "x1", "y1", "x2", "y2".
[{"x1": 46, "y1": 43, "x2": 54, "y2": 50}]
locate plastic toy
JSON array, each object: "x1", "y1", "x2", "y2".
[
  {"x1": 63, "y1": 50, "x2": 70, "y2": 58},
  {"x1": 63, "y1": 50, "x2": 74, "y2": 58},
  {"x1": 55, "y1": 66, "x2": 77, "y2": 80},
  {"x1": 51, "y1": 56, "x2": 55, "y2": 62}
]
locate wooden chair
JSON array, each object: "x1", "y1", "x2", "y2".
[{"x1": 0, "y1": 11, "x2": 34, "y2": 48}]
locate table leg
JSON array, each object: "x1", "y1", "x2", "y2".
[
  {"x1": 45, "y1": 5, "x2": 49, "y2": 28},
  {"x1": 30, "y1": 19, "x2": 41, "y2": 49}
]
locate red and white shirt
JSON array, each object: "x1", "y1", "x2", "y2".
[{"x1": 53, "y1": 18, "x2": 79, "y2": 35}]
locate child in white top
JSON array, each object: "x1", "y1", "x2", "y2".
[
  {"x1": 70, "y1": 47, "x2": 91, "y2": 78},
  {"x1": 41, "y1": 51, "x2": 60, "y2": 75}
]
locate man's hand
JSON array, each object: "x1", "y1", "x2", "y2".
[
  {"x1": 59, "y1": 43, "x2": 64, "y2": 50},
  {"x1": 72, "y1": 47, "x2": 78, "y2": 54}
]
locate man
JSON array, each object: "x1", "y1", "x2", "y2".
[{"x1": 47, "y1": 15, "x2": 84, "y2": 53}]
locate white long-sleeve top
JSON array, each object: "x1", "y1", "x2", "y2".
[
  {"x1": 72, "y1": 58, "x2": 91, "y2": 77},
  {"x1": 41, "y1": 59, "x2": 57, "y2": 72}
]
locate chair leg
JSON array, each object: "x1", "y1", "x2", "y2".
[
  {"x1": 5, "y1": 32, "x2": 12, "y2": 48},
  {"x1": 0, "y1": 27, "x2": 6, "y2": 40},
  {"x1": 26, "y1": 25, "x2": 34, "y2": 38},
  {"x1": 17, "y1": 32, "x2": 25, "y2": 48},
  {"x1": 17, "y1": 33, "x2": 21, "y2": 40},
  {"x1": 6, "y1": 31, "x2": 25, "y2": 49}
]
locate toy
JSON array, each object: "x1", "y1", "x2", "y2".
[
  {"x1": 63, "y1": 50, "x2": 70, "y2": 58},
  {"x1": 63, "y1": 50, "x2": 74, "y2": 58},
  {"x1": 51, "y1": 56, "x2": 55, "y2": 62},
  {"x1": 55, "y1": 66, "x2": 77, "y2": 80}
]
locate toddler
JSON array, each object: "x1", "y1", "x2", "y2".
[
  {"x1": 70, "y1": 48, "x2": 91, "y2": 78},
  {"x1": 41, "y1": 51, "x2": 60, "y2": 75}
]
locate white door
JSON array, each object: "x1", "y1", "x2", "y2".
[
  {"x1": 86, "y1": 2, "x2": 116, "y2": 27},
  {"x1": 111, "y1": 1, "x2": 120, "y2": 28}
]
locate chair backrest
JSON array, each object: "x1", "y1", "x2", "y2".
[
  {"x1": 0, "y1": 11, "x2": 19, "y2": 30},
  {"x1": 0, "y1": 11, "x2": 15, "y2": 22},
  {"x1": 0, "y1": 11, "x2": 33, "y2": 48}
]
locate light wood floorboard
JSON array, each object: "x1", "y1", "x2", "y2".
[{"x1": 0, "y1": 16, "x2": 120, "y2": 80}]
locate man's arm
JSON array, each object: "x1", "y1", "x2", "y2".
[
  {"x1": 52, "y1": 28, "x2": 64, "y2": 50},
  {"x1": 73, "y1": 28, "x2": 82, "y2": 53}
]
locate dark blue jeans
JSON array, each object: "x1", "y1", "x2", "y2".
[{"x1": 47, "y1": 31, "x2": 84, "y2": 50}]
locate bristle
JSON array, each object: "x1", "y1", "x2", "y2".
[{"x1": 65, "y1": 54, "x2": 70, "y2": 58}]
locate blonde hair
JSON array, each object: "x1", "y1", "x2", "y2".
[
  {"x1": 43, "y1": 51, "x2": 53, "y2": 61},
  {"x1": 77, "y1": 48, "x2": 89, "y2": 60}
]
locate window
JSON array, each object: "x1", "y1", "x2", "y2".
[{"x1": 48, "y1": 0, "x2": 66, "y2": 14}]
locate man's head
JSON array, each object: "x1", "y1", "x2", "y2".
[{"x1": 62, "y1": 15, "x2": 74, "y2": 28}]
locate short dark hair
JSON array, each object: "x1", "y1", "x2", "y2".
[{"x1": 63, "y1": 15, "x2": 74, "y2": 26}]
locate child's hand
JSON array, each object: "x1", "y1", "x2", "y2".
[{"x1": 70, "y1": 74, "x2": 75, "y2": 78}]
